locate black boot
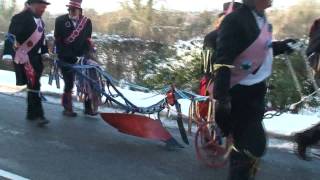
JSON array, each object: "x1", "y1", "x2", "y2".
[
  {"x1": 26, "y1": 91, "x2": 49, "y2": 127},
  {"x1": 27, "y1": 91, "x2": 44, "y2": 120},
  {"x1": 228, "y1": 150, "x2": 259, "y2": 180}
]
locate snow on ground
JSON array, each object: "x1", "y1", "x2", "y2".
[
  {"x1": 264, "y1": 113, "x2": 320, "y2": 136},
  {"x1": 1, "y1": 69, "x2": 320, "y2": 138}
]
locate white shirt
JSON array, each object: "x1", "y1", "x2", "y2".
[
  {"x1": 239, "y1": 11, "x2": 273, "y2": 86},
  {"x1": 34, "y1": 17, "x2": 42, "y2": 27}
]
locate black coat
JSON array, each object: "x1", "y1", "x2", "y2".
[
  {"x1": 214, "y1": 5, "x2": 287, "y2": 99},
  {"x1": 54, "y1": 14, "x2": 92, "y2": 62},
  {"x1": 3, "y1": 9, "x2": 48, "y2": 86},
  {"x1": 214, "y1": 5, "x2": 288, "y2": 100}
]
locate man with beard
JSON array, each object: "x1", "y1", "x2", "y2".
[
  {"x1": 54, "y1": 0, "x2": 94, "y2": 117},
  {"x1": 2, "y1": 0, "x2": 51, "y2": 126}
]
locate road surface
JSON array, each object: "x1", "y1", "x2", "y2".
[{"x1": 0, "y1": 93, "x2": 319, "y2": 180}]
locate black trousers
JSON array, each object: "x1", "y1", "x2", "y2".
[
  {"x1": 229, "y1": 81, "x2": 267, "y2": 157},
  {"x1": 27, "y1": 55, "x2": 44, "y2": 119},
  {"x1": 228, "y1": 82, "x2": 267, "y2": 180}
]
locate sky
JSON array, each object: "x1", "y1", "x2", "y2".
[{"x1": 15, "y1": 0, "x2": 304, "y2": 14}]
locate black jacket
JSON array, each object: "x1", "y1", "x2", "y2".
[
  {"x1": 54, "y1": 14, "x2": 92, "y2": 62},
  {"x1": 214, "y1": 5, "x2": 288, "y2": 100},
  {"x1": 3, "y1": 9, "x2": 48, "y2": 85},
  {"x1": 4, "y1": 9, "x2": 48, "y2": 58}
]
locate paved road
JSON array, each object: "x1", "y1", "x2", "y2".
[{"x1": 0, "y1": 93, "x2": 319, "y2": 180}]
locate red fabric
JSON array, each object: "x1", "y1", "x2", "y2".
[
  {"x1": 24, "y1": 62, "x2": 36, "y2": 88},
  {"x1": 198, "y1": 76, "x2": 210, "y2": 118},
  {"x1": 199, "y1": 76, "x2": 209, "y2": 96},
  {"x1": 100, "y1": 113, "x2": 173, "y2": 141},
  {"x1": 166, "y1": 90, "x2": 176, "y2": 106},
  {"x1": 199, "y1": 101, "x2": 209, "y2": 118}
]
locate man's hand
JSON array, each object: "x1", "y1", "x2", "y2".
[{"x1": 215, "y1": 98, "x2": 232, "y2": 137}]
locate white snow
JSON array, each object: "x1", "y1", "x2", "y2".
[
  {"x1": 264, "y1": 113, "x2": 320, "y2": 136},
  {"x1": 0, "y1": 69, "x2": 320, "y2": 138}
]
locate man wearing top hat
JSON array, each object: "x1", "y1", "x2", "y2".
[
  {"x1": 2, "y1": 0, "x2": 50, "y2": 126},
  {"x1": 54, "y1": 0, "x2": 93, "y2": 117}
]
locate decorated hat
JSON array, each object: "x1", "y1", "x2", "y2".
[
  {"x1": 27, "y1": 0, "x2": 50, "y2": 5},
  {"x1": 66, "y1": 0, "x2": 82, "y2": 9}
]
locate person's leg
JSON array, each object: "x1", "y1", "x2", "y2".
[
  {"x1": 60, "y1": 62, "x2": 77, "y2": 117},
  {"x1": 83, "y1": 69, "x2": 99, "y2": 116},
  {"x1": 84, "y1": 95, "x2": 99, "y2": 116},
  {"x1": 84, "y1": 97, "x2": 92, "y2": 114},
  {"x1": 27, "y1": 55, "x2": 49, "y2": 126},
  {"x1": 228, "y1": 150, "x2": 260, "y2": 180},
  {"x1": 228, "y1": 119, "x2": 266, "y2": 180},
  {"x1": 228, "y1": 82, "x2": 267, "y2": 180}
]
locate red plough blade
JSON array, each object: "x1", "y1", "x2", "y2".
[{"x1": 100, "y1": 113, "x2": 175, "y2": 142}]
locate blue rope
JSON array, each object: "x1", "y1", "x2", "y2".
[
  {"x1": 49, "y1": 59, "x2": 210, "y2": 114},
  {"x1": 56, "y1": 60, "x2": 167, "y2": 114}
]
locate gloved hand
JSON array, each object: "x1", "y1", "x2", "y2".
[
  {"x1": 281, "y1": 39, "x2": 298, "y2": 54},
  {"x1": 215, "y1": 98, "x2": 232, "y2": 137}
]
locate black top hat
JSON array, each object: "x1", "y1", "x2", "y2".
[
  {"x1": 27, "y1": 0, "x2": 50, "y2": 5},
  {"x1": 223, "y1": 2, "x2": 242, "y2": 12}
]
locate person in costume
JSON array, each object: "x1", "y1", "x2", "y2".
[
  {"x1": 2, "y1": 0, "x2": 50, "y2": 126},
  {"x1": 54, "y1": 0, "x2": 94, "y2": 117},
  {"x1": 293, "y1": 19, "x2": 320, "y2": 161},
  {"x1": 213, "y1": 0, "x2": 296, "y2": 179},
  {"x1": 197, "y1": 2, "x2": 242, "y2": 132}
]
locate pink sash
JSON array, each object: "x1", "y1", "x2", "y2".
[
  {"x1": 14, "y1": 20, "x2": 44, "y2": 64},
  {"x1": 230, "y1": 23, "x2": 272, "y2": 87},
  {"x1": 64, "y1": 16, "x2": 88, "y2": 44}
]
